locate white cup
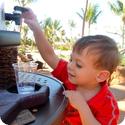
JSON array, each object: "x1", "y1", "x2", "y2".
[{"x1": 12, "y1": 61, "x2": 38, "y2": 94}]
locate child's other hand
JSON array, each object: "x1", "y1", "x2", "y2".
[{"x1": 63, "y1": 90, "x2": 86, "y2": 110}]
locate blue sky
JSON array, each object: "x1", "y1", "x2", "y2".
[{"x1": 2, "y1": 0, "x2": 122, "y2": 43}]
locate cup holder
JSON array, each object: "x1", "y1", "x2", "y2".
[
  {"x1": 7, "y1": 85, "x2": 18, "y2": 93},
  {"x1": 7, "y1": 83, "x2": 42, "y2": 94}
]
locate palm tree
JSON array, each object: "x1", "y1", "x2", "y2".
[
  {"x1": 85, "y1": 3, "x2": 102, "y2": 34},
  {"x1": 77, "y1": 2, "x2": 101, "y2": 36},
  {"x1": 76, "y1": 0, "x2": 88, "y2": 36},
  {"x1": 108, "y1": 0, "x2": 125, "y2": 48},
  {"x1": 42, "y1": 17, "x2": 65, "y2": 47},
  {"x1": 82, "y1": 0, "x2": 89, "y2": 36}
]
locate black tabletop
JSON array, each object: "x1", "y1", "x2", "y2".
[{"x1": 27, "y1": 73, "x2": 68, "y2": 125}]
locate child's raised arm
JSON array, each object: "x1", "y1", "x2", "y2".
[{"x1": 21, "y1": 8, "x2": 59, "y2": 69}]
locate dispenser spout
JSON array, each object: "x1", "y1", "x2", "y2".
[
  {"x1": 5, "y1": 13, "x2": 21, "y2": 25},
  {"x1": 4, "y1": 6, "x2": 28, "y2": 25}
]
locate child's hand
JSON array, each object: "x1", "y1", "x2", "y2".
[
  {"x1": 63, "y1": 90, "x2": 86, "y2": 110},
  {"x1": 21, "y1": 8, "x2": 39, "y2": 31}
]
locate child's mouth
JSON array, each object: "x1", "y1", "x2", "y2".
[{"x1": 68, "y1": 72, "x2": 75, "y2": 78}]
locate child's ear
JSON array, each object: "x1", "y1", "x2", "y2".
[{"x1": 96, "y1": 70, "x2": 110, "y2": 82}]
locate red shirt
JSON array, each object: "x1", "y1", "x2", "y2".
[{"x1": 51, "y1": 59, "x2": 119, "y2": 125}]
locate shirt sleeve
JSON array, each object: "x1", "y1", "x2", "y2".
[{"x1": 51, "y1": 59, "x2": 76, "y2": 90}]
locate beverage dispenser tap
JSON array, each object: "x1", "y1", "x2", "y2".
[
  {"x1": 5, "y1": 6, "x2": 28, "y2": 25},
  {"x1": 5, "y1": 11, "x2": 21, "y2": 25}
]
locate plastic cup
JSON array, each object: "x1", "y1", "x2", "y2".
[{"x1": 12, "y1": 61, "x2": 38, "y2": 94}]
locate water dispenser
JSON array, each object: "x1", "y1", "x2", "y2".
[
  {"x1": 0, "y1": 5, "x2": 29, "y2": 89},
  {"x1": 0, "y1": 5, "x2": 28, "y2": 47}
]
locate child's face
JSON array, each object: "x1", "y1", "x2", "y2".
[{"x1": 67, "y1": 48, "x2": 100, "y2": 88}]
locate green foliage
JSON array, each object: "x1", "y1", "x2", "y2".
[
  {"x1": 108, "y1": 0, "x2": 125, "y2": 48},
  {"x1": 41, "y1": 17, "x2": 75, "y2": 49},
  {"x1": 108, "y1": 0, "x2": 124, "y2": 15},
  {"x1": 18, "y1": 44, "x2": 26, "y2": 54},
  {"x1": 85, "y1": 3, "x2": 102, "y2": 24},
  {"x1": 41, "y1": 17, "x2": 63, "y2": 46},
  {"x1": 76, "y1": 8, "x2": 84, "y2": 19},
  {"x1": 18, "y1": 38, "x2": 36, "y2": 54},
  {"x1": 68, "y1": 20, "x2": 76, "y2": 28},
  {"x1": 77, "y1": 3, "x2": 101, "y2": 35},
  {"x1": 77, "y1": 4, "x2": 102, "y2": 24},
  {"x1": 120, "y1": 54, "x2": 125, "y2": 66},
  {"x1": 59, "y1": 54, "x2": 70, "y2": 60}
]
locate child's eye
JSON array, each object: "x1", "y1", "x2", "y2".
[{"x1": 76, "y1": 63, "x2": 82, "y2": 68}]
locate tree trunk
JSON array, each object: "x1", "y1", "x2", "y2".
[{"x1": 82, "y1": 0, "x2": 88, "y2": 36}]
